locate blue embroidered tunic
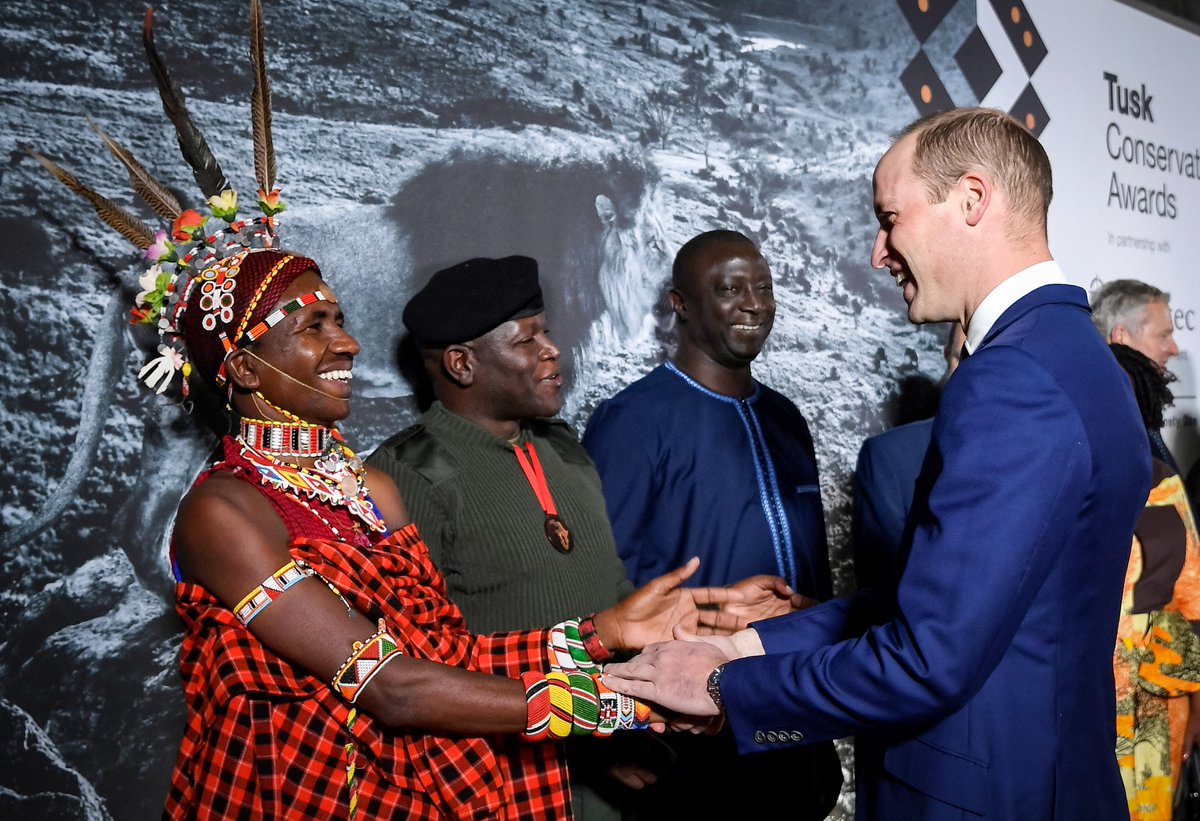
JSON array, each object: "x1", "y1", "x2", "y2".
[{"x1": 582, "y1": 362, "x2": 831, "y2": 598}]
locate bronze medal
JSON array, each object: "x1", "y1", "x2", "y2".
[
  {"x1": 544, "y1": 513, "x2": 572, "y2": 554},
  {"x1": 513, "y1": 441, "x2": 574, "y2": 555}
]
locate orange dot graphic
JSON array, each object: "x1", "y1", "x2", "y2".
[
  {"x1": 918, "y1": 0, "x2": 929, "y2": 11},
  {"x1": 1023, "y1": 30, "x2": 1033, "y2": 47},
  {"x1": 1011, "y1": 7, "x2": 1021, "y2": 24},
  {"x1": 921, "y1": 85, "x2": 932, "y2": 104},
  {"x1": 1025, "y1": 113, "x2": 1036, "y2": 130}
]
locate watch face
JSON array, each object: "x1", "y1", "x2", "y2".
[{"x1": 707, "y1": 663, "x2": 726, "y2": 710}]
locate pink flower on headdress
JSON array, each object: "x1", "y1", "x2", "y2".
[
  {"x1": 171, "y1": 209, "x2": 208, "y2": 242},
  {"x1": 207, "y1": 189, "x2": 239, "y2": 222},
  {"x1": 257, "y1": 187, "x2": 286, "y2": 216},
  {"x1": 144, "y1": 230, "x2": 174, "y2": 262}
]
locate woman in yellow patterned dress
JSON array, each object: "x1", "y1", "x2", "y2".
[{"x1": 1111, "y1": 343, "x2": 1200, "y2": 819}]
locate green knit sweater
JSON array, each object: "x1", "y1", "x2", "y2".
[{"x1": 367, "y1": 402, "x2": 632, "y2": 633}]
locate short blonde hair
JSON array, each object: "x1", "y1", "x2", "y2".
[{"x1": 900, "y1": 108, "x2": 1052, "y2": 239}]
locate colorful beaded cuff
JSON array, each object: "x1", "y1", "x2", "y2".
[
  {"x1": 579, "y1": 615, "x2": 613, "y2": 663},
  {"x1": 234, "y1": 559, "x2": 309, "y2": 625},
  {"x1": 521, "y1": 671, "x2": 649, "y2": 740},
  {"x1": 332, "y1": 619, "x2": 403, "y2": 704},
  {"x1": 545, "y1": 671, "x2": 575, "y2": 739},
  {"x1": 521, "y1": 671, "x2": 553, "y2": 741},
  {"x1": 567, "y1": 672, "x2": 599, "y2": 736},
  {"x1": 547, "y1": 618, "x2": 601, "y2": 674}
]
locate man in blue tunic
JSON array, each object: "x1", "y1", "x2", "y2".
[
  {"x1": 583, "y1": 230, "x2": 831, "y2": 598},
  {"x1": 582, "y1": 229, "x2": 839, "y2": 819}
]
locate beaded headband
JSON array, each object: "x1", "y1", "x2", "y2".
[{"x1": 24, "y1": 0, "x2": 291, "y2": 398}]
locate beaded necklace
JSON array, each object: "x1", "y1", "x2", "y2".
[{"x1": 235, "y1": 416, "x2": 387, "y2": 539}]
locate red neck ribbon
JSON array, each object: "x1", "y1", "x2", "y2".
[{"x1": 512, "y1": 441, "x2": 559, "y2": 517}]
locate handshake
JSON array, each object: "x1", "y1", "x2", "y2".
[{"x1": 601, "y1": 571, "x2": 803, "y2": 733}]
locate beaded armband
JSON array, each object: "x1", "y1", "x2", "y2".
[
  {"x1": 332, "y1": 619, "x2": 403, "y2": 704},
  {"x1": 234, "y1": 559, "x2": 308, "y2": 625},
  {"x1": 233, "y1": 559, "x2": 351, "y2": 626}
]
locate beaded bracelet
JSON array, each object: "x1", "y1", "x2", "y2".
[
  {"x1": 332, "y1": 619, "x2": 403, "y2": 703},
  {"x1": 578, "y1": 615, "x2": 613, "y2": 663},
  {"x1": 547, "y1": 622, "x2": 577, "y2": 671},
  {"x1": 593, "y1": 674, "x2": 618, "y2": 736},
  {"x1": 520, "y1": 672, "x2": 651, "y2": 740},
  {"x1": 521, "y1": 671, "x2": 552, "y2": 741},
  {"x1": 546, "y1": 617, "x2": 606, "y2": 673},
  {"x1": 545, "y1": 671, "x2": 575, "y2": 739},
  {"x1": 563, "y1": 621, "x2": 597, "y2": 671},
  {"x1": 566, "y1": 672, "x2": 600, "y2": 736}
]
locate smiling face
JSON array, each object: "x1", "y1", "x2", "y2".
[
  {"x1": 466, "y1": 311, "x2": 564, "y2": 425},
  {"x1": 672, "y1": 243, "x2": 776, "y2": 371},
  {"x1": 871, "y1": 135, "x2": 964, "y2": 326},
  {"x1": 235, "y1": 270, "x2": 360, "y2": 426}
]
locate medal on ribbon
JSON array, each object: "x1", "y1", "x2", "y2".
[{"x1": 513, "y1": 441, "x2": 572, "y2": 553}]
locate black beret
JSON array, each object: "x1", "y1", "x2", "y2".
[{"x1": 403, "y1": 255, "x2": 544, "y2": 348}]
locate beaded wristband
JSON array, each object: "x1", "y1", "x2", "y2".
[
  {"x1": 548, "y1": 622, "x2": 576, "y2": 671},
  {"x1": 545, "y1": 672, "x2": 575, "y2": 739},
  {"x1": 579, "y1": 615, "x2": 613, "y2": 663},
  {"x1": 547, "y1": 617, "x2": 604, "y2": 673},
  {"x1": 522, "y1": 672, "x2": 652, "y2": 740},
  {"x1": 234, "y1": 559, "x2": 309, "y2": 625},
  {"x1": 332, "y1": 619, "x2": 403, "y2": 703},
  {"x1": 566, "y1": 672, "x2": 600, "y2": 736},
  {"x1": 562, "y1": 622, "x2": 597, "y2": 671},
  {"x1": 593, "y1": 674, "x2": 617, "y2": 736},
  {"x1": 521, "y1": 671, "x2": 552, "y2": 741}
]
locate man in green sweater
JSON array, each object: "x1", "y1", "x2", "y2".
[{"x1": 367, "y1": 256, "x2": 672, "y2": 818}]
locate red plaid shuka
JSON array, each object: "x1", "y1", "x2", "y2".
[{"x1": 164, "y1": 438, "x2": 571, "y2": 819}]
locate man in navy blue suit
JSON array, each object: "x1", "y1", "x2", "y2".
[
  {"x1": 605, "y1": 108, "x2": 1151, "y2": 819},
  {"x1": 851, "y1": 322, "x2": 962, "y2": 593}
]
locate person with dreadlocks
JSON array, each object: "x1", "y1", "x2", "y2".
[
  {"x1": 1109, "y1": 343, "x2": 1200, "y2": 819},
  {"x1": 26, "y1": 3, "x2": 759, "y2": 818}
]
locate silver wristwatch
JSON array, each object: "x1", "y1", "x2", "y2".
[{"x1": 706, "y1": 662, "x2": 728, "y2": 711}]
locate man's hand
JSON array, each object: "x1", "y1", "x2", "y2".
[
  {"x1": 603, "y1": 629, "x2": 735, "y2": 716},
  {"x1": 719, "y1": 575, "x2": 817, "y2": 627},
  {"x1": 594, "y1": 557, "x2": 739, "y2": 651}
]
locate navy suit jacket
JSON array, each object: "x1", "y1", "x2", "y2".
[
  {"x1": 852, "y1": 417, "x2": 934, "y2": 592},
  {"x1": 722, "y1": 285, "x2": 1151, "y2": 819}
]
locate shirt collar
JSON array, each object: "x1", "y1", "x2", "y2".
[{"x1": 964, "y1": 260, "x2": 1066, "y2": 354}]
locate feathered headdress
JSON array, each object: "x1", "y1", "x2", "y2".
[{"x1": 24, "y1": 0, "x2": 288, "y2": 397}]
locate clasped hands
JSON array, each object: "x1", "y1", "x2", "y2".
[
  {"x1": 594, "y1": 559, "x2": 795, "y2": 732},
  {"x1": 594, "y1": 558, "x2": 811, "y2": 653},
  {"x1": 604, "y1": 625, "x2": 765, "y2": 734}
]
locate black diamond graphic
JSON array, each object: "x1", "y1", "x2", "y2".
[
  {"x1": 1010, "y1": 83, "x2": 1049, "y2": 137},
  {"x1": 900, "y1": 49, "x2": 956, "y2": 116},
  {"x1": 987, "y1": 0, "x2": 1048, "y2": 75},
  {"x1": 955, "y1": 26, "x2": 1002, "y2": 101},
  {"x1": 895, "y1": 0, "x2": 960, "y2": 44}
]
